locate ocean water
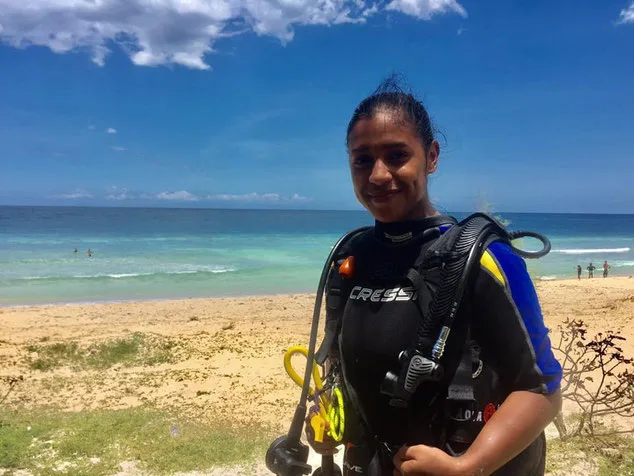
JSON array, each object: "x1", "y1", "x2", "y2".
[{"x1": 1, "y1": 206, "x2": 632, "y2": 306}]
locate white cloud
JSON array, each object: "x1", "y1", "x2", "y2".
[
  {"x1": 0, "y1": 1, "x2": 466, "y2": 70},
  {"x1": 51, "y1": 189, "x2": 93, "y2": 199},
  {"x1": 206, "y1": 192, "x2": 311, "y2": 202},
  {"x1": 105, "y1": 186, "x2": 131, "y2": 200},
  {"x1": 112, "y1": 146, "x2": 126, "y2": 152},
  {"x1": 290, "y1": 193, "x2": 311, "y2": 201},
  {"x1": 87, "y1": 125, "x2": 96, "y2": 130},
  {"x1": 618, "y1": 2, "x2": 634, "y2": 23},
  {"x1": 207, "y1": 192, "x2": 278, "y2": 201},
  {"x1": 122, "y1": 190, "x2": 311, "y2": 203},
  {"x1": 386, "y1": 0, "x2": 466, "y2": 19},
  {"x1": 106, "y1": 127, "x2": 117, "y2": 134},
  {"x1": 156, "y1": 190, "x2": 199, "y2": 201}
]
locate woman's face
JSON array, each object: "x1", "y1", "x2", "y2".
[{"x1": 347, "y1": 109, "x2": 439, "y2": 223}]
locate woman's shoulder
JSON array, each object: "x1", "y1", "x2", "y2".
[
  {"x1": 331, "y1": 226, "x2": 376, "y2": 256},
  {"x1": 478, "y1": 241, "x2": 532, "y2": 291}
]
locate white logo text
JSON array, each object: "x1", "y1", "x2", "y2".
[{"x1": 349, "y1": 286, "x2": 418, "y2": 302}]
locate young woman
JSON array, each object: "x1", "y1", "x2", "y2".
[{"x1": 309, "y1": 78, "x2": 563, "y2": 476}]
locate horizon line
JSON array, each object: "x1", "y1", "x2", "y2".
[{"x1": 1, "y1": 203, "x2": 633, "y2": 216}]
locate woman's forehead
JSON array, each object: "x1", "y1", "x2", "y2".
[{"x1": 348, "y1": 112, "x2": 419, "y2": 150}]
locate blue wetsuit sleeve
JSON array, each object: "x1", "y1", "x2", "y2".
[{"x1": 474, "y1": 242, "x2": 562, "y2": 395}]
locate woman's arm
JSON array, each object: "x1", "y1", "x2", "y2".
[
  {"x1": 460, "y1": 242, "x2": 563, "y2": 473},
  {"x1": 393, "y1": 390, "x2": 561, "y2": 476},
  {"x1": 458, "y1": 389, "x2": 561, "y2": 475},
  {"x1": 394, "y1": 242, "x2": 563, "y2": 476}
]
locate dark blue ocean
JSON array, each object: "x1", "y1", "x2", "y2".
[{"x1": 1, "y1": 206, "x2": 632, "y2": 306}]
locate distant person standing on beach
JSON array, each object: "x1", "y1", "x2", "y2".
[
  {"x1": 587, "y1": 262, "x2": 596, "y2": 278},
  {"x1": 87, "y1": 249, "x2": 93, "y2": 257},
  {"x1": 603, "y1": 260, "x2": 611, "y2": 278},
  {"x1": 576, "y1": 265, "x2": 582, "y2": 280}
]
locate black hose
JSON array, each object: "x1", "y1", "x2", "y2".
[
  {"x1": 508, "y1": 230, "x2": 551, "y2": 259},
  {"x1": 287, "y1": 226, "x2": 371, "y2": 441},
  {"x1": 414, "y1": 216, "x2": 552, "y2": 354}
]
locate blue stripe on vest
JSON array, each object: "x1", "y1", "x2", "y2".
[{"x1": 488, "y1": 242, "x2": 563, "y2": 394}]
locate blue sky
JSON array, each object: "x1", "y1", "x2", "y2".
[{"x1": 1, "y1": 0, "x2": 633, "y2": 214}]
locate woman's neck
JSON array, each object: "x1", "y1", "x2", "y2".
[
  {"x1": 403, "y1": 199, "x2": 439, "y2": 221},
  {"x1": 374, "y1": 214, "x2": 456, "y2": 244}
]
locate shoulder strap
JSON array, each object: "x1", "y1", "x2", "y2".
[
  {"x1": 315, "y1": 228, "x2": 375, "y2": 365},
  {"x1": 414, "y1": 213, "x2": 511, "y2": 358},
  {"x1": 381, "y1": 213, "x2": 518, "y2": 408}
]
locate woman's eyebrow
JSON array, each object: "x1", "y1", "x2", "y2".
[
  {"x1": 350, "y1": 145, "x2": 370, "y2": 154},
  {"x1": 383, "y1": 142, "x2": 410, "y2": 150},
  {"x1": 351, "y1": 142, "x2": 410, "y2": 154}
]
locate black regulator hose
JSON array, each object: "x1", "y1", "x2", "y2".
[
  {"x1": 266, "y1": 226, "x2": 371, "y2": 476},
  {"x1": 288, "y1": 225, "x2": 372, "y2": 440},
  {"x1": 508, "y1": 230, "x2": 552, "y2": 259}
]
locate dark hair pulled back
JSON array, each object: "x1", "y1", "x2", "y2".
[{"x1": 346, "y1": 74, "x2": 436, "y2": 150}]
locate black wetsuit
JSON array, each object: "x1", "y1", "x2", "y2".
[{"x1": 326, "y1": 216, "x2": 562, "y2": 475}]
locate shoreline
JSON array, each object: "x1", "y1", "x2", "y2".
[
  {"x1": 1, "y1": 275, "x2": 632, "y2": 309},
  {"x1": 0, "y1": 290, "x2": 317, "y2": 310}
]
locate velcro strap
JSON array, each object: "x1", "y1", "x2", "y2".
[
  {"x1": 447, "y1": 380, "x2": 474, "y2": 403},
  {"x1": 447, "y1": 327, "x2": 475, "y2": 405},
  {"x1": 325, "y1": 287, "x2": 342, "y2": 311}
]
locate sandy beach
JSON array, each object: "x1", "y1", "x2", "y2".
[{"x1": 1, "y1": 277, "x2": 633, "y2": 474}]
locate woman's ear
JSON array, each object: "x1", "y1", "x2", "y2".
[{"x1": 426, "y1": 139, "x2": 440, "y2": 174}]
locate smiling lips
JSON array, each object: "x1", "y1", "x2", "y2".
[{"x1": 368, "y1": 190, "x2": 400, "y2": 202}]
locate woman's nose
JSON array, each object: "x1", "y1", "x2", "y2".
[{"x1": 369, "y1": 159, "x2": 391, "y2": 185}]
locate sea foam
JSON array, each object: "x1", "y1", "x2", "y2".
[{"x1": 552, "y1": 247, "x2": 630, "y2": 255}]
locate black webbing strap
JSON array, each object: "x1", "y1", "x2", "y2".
[
  {"x1": 315, "y1": 319, "x2": 338, "y2": 366},
  {"x1": 447, "y1": 325, "x2": 475, "y2": 405},
  {"x1": 405, "y1": 267, "x2": 433, "y2": 327},
  {"x1": 316, "y1": 228, "x2": 374, "y2": 366},
  {"x1": 316, "y1": 262, "x2": 345, "y2": 365},
  {"x1": 440, "y1": 323, "x2": 477, "y2": 457}
]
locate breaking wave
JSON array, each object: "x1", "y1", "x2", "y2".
[
  {"x1": 551, "y1": 247, "x2": 630, "y2": 255},
  {"x1": 15, "y1": 267, "x2": 236, "y2": 282}
]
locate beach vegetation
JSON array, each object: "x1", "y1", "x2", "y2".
[
  {"x1": 546, "y1": 317, "x2": 634, "y2": 474},
  {"x1": 546, "y1": 417, "x2": 634, "y2": 475},
  {"x1": 0, "y1": 406, "x2": 270, "y2": 475},
  {"x1": 25, "y1": 333, "x2": 177, "y2": 371},
  {"x1": 0, "y1": 376, "x2": 23, "y2": 406},
  {"x1": 552, "y1": 318, "x2": 634, "y2": 439}
]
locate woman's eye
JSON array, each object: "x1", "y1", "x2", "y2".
[
  {"x1": 352, "y1": 155, "x2": 373, "y2": 168},
  {"x1": 386, "y1": 151, "x2": 408, "y2": 162}
]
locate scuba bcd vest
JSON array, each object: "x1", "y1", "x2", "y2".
[{"x1": 315, "y1": 213, "x2": 551, "y2": 463}]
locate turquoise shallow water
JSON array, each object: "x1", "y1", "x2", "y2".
[{"x1": 1, "y1": 206, "x2": 633, "y2": 306}]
